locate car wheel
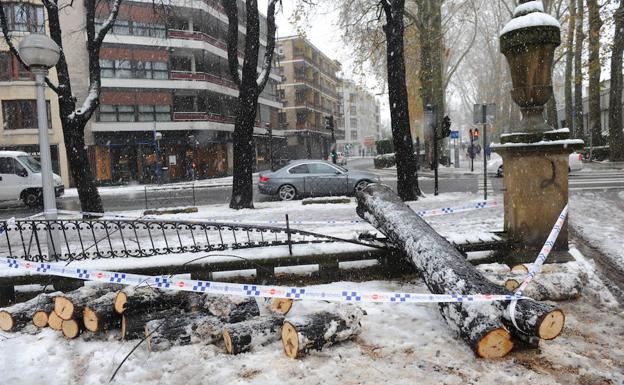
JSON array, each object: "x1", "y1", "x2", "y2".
[
  {"x1": 278, "y1": 184, "x2": 297, "y2": 201},
  {"x1": 22, "y1": 190, "x2": 42, "y2": 208},
  {"x1": 496, "y1": 165, "x2": 503, "y2": 178},
  {"x1": 354, "y1": 180, "x2": 370, "y2": 194}
]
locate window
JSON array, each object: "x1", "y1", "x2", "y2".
[
  {"x1": 0, "y1": 157, "x2": 14, "y2": 174},
  {"x1": 98, "y1": 105, "x2": 117, "y2": 122},
  {"x1": 0, "y1": 52, "x2": 30, "y2": 81},
  {"x1": 351, "y1": 131, "x2": 358, "y2": 140},
  {"x1": 100, "y1": 60, "x2": 168, "y2": 79},
  {"x1": 115, "y1": 60, "x2": 132, "y2": 78},
  {"x1": 113, "y1": 20, "x2": 130, "y2": 35},
  {"x1": 137, "y1": 105, "x2": 171, "y2": 121},
  {"x1": 17, "y1": 155, "x2": 41, "y2": 173},
  {"x1": 98, "y1": 104, "x2": 170, "y2": 122},
  {"x1": 133, "y1": 22, "x2": 151, "y2": 37},
  {"x1": 350, "y1": 118, "x2": 357, "y2": 128},
  {"x1": 308, "y1": 163, "x2": 338, "y2": 174},
  {"x1": 350, "y1": 106, "x2": 357, "y2": 115},
  {"x1": 117, "y1": 105, "x2": 135, "y2": 122},
  {"x1": 100, "y1": 59, "x2": 114, "y2": 78},
  {"x1": 2, "y1": 3, "x2": 44, "y2": 32},
  {"x1": 155, "y1": 105, "x2": 171, "y2": 121},
  {"x1": 134, "y1": 61, "x2": 152, "y2": 79},
  {"x1": 2, "y1": 100, "x2": 51, "y2": 130},
  {"x1": 138, "y1": 105, "x2": 156, "y2": 121},
  {"x1": 153, "y1": 62, "x2": 168, "y2": 79},
  {"x1": 288, "y1": 164, "x2": 309, "y2": 174}
]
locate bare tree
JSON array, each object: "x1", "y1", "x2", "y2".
[
  {"x1": 573, "y1": 0, "x2": 585, "y2": 139},
  {"x1": 564, "y1": 0, "x2": 576, "y2": 129},
  {"x1": 0, "y1": 0, "x2": 124, "y2": 213},
  {"x1": 609, "y1": 0, "x2": 624, "y2": 161},
  {"x1": 587, "y1": 0, "x2": 603, "y2": 147},
  {"x1": 222, "y1": 0, "x2": 279, "y2": 209}
]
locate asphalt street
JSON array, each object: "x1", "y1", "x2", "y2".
[{"x1": 0, "y1": 158, "x2": 622, "y2": 219}]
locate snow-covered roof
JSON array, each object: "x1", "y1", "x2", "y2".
[{"x1": 500, "y1": 12, "x2": 560, "y2": 36}]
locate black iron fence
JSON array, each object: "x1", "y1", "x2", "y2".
[{"x1": 0, "y1": 218, "x2": 387, "y2": 262}]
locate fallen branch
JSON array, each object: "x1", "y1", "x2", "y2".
[{"x1": 223, "y1": 314, "x2": 284, "y2": 354}]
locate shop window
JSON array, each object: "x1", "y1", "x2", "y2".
[{"x1": 2, "y1": 100, "x2": 51, "y2": 130}]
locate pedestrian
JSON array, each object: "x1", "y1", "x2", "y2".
[{"x1": 485, "y1": 145, "x2": 491, "y2": 160}]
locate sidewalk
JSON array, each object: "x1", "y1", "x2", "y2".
[{"x1": 581, "y1": 160, "x2": 624, "y2": 171}]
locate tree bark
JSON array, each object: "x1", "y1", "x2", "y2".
[
  {"x1": 482, "y1": 270, "x2": 587, "y2": 301},
  {"x1": 223, "y1": 314, "x2": 284, "y2": 354},
  {"x1": 0, "y1": 293, "x2": 55, "y2": 331},
  {"x1": 564, "y1": 0, "x2": 577, "y2": 130},
  {"x1": 145, "y1": 312, "x2": 224, "y2": 351},
  {"x1": 356, "y1": 184, "x2": 565, "y2": 357},
  {"x1": 609, "y1": 1, "x2": 624, "y2": 161},
  {"x1": 113, "y1": 287, "x2": 203, "y2": 314},
  {"x1": 381, "y1": 0, "x2": 420, "y2": 201},
  {"x1": 573, "y1": 0, "x2": 585, "y2": 139},
  {"x1": 587, "y1": 0, "x2": 603, "y2": 147},
  {"x1": 54, "y1": 286, "x2": 115, "y2": 321},
  {"x1": 83, "y1": 291, "x2": 120, "y2": 333},
  {"x1": 198, "y1": 295, "x2": 260, "y2": 323},
  {"x1": 281, "y1": 307, "x2": 364, "y2": 358}
]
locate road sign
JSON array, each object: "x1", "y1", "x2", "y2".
[
  {"x1": 450, "y1": 130, "x2": 459, "y2": 139},
  {"x1": 473, "y1": 104, "x2": 496, "y2": 124}
]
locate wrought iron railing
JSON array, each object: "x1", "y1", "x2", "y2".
[{"x1": 0, "y1": 218, "x2": 387, "y2": 263}]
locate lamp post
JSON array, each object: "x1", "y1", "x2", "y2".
[
  {"x1": 19, "y1": 34, "x2": 61, "y2": 255},
  {"x1": 154, "y1": 131, "x2": 163, "y2": 185}
]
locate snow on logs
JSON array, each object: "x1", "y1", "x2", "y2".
[
  {"x1": 356, "y1": 184, "x2": 566, "y2": 358},
  {"x1": 224, "y1": 314, "x2": 285, "y2": 354},
  {"x1": 0, "y1": 293, "x2": 56, "y2": 331}
]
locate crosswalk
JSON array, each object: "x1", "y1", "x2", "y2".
[
  {"x1": 569, "y1": 170, "x2": 624, "y2": 191},
  {"x1": 477, "y1": 180, "x2": 496, "y2": 196}
]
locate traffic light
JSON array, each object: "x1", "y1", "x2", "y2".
[
  {"x1": 474, "y1": 128, "x2": 480, "y2": 139},
  {"x1": 324, "y1": 116, "x2": 334, "y2": 131},
  {"x1": 441, "y1": 115, "x2": 451, "y2": 138}
]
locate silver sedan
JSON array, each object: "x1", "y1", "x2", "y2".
[{"x1": 258, "y1": 160, "x2": 380, "y2": 201}]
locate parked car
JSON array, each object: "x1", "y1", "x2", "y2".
[
  {"x1": 0, "y1": 151, "x2": 64, "y2": 207},
  {"x1": 258, "y1": 160, "x2": 380, "y2": 201},
  {"x1": 327, "y1": 152, "x2": 347, "y2": 166},
  {"x1": 487, "y1": 152, "x2": 584, "y2": 177}
]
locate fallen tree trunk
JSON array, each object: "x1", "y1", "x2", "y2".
[
  {"x1": 356, "y1": 184, "x2": 565, "y2": 357},
  {"x1": 223, "y1": 314, "x2": 285, "y2": 354},
  {"x1": 121, "y1": 309, "x2": 177, "y2": 340},
  {"x1": 114, "y1": 287, "x2": 203, "y2": 314},
  {"x1": 199, "y1": 295, "x2": 260, "y2": 323},
  {"x1": 266, "y1": 298, "x2": 293, "y2": 315},
  {"x1": 145, "y1": 312, "x2": 223, "y2": 351},
  {"x1": 83, "y1": 292, "x2": 121, "y2": 333},
  {"x1": 55, "y1": 286, "x2": 118, "y2": 321},
  {"x1": 484, "y1": 271, "x2": 585, "y2": 301},
  {"x1": 281, "y1": 306, "x2": 364, "y2": 359},
  {"x1": 0, "y1": 293, "x2": 56, "y2": 331}
]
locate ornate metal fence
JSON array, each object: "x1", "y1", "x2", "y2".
[{"x1": 0, "y1": 218, "x2": 388, "y2": 263}]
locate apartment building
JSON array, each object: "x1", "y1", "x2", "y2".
[
  {"x1": 60, "y1": 0, "x2": 282, "y2": 185},
  {"x1": 276, "y1": 36, "x2": 343, "y2": 160},
  {"x1": 338, "y1": 80, "x2": 381, "y2": 156},
  {"x1": 0, "y1": 1, "x2": 70, "y2": 186}
]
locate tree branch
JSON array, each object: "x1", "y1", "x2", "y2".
[
  {"x1": 222, "y1": 0, "x2": 241, "y2": 87},
  {"x1": 93, "y1": 0, "x2": 122, "y2": 46},
  {"x1": 256, "y1": 0, "x2": 280, "y2": 91}
]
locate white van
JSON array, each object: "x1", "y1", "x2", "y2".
[{"x1": 0, "y1": 151, "x2": 64, "y2": 207}]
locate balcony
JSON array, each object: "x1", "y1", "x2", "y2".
[
  {"x1": 173, "y1": 111, "x2": 267, "y2": 128},
  {"x1": 170, "y1": 70, "x2": 238, "y2": 90}
]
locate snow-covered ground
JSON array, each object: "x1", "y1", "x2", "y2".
[{"x1": 1, "y1": 192, "x2": 623, "y2": 384}]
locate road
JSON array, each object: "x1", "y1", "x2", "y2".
[{"x1": 0, "y1": 158, "x2": 621, "y2": 219}]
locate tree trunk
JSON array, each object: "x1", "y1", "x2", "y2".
[
  {"x1": 546, "y1": 95, "x2": 559, "y2": 129},
  {"x1": 113, "y1": 287, "x2": 203, "y2": 314},
  {"x1": 356, "y1": 184, "x2": 565, "y2": 357},
  {"x1": 609, "y1": 1, "x2": 624, "y2": 161},
  {"x1": 32, "y1": 302, "x2": 55, "y2": 328},
  {"x1": 281, "y1": 307, "x2": 364, "y2": 358},
  {"x1": 122, "y1": 308, "x2": 178, "y2": 340},
  {"x1": 199, "y1": 295, "x2": 260, "y2": 323},
  {"x1": 145, "y1": 312, "x2": 223, "y2": 351},
  {"x1": 587, "y1": 0, "x2": 603, "y2": 147},
  {"x1": 564, "y1": 0, "x2": 577, "y2": 130},
  {"x1": 83, "y1": 291, "x2": 120, "y2": 333},
  {"x1": 230, "y1": 94, "x2": 259, "y2": 209},
  {"x1": 0, "y1": 293, "x2": 55, "y2": 331},
  {"x1": 482, "y1": 270, "x2": 587, "y2": 302},
  {"x1": 54, "y1": 286, "x2": 116, "y2": 320},
  {"x1": 382, "y1": 0, "x2": 420, "y2": 201},
  {"x1": 223, "y1": 314, "x2": 284, "y2": 354},
  {"x1": 573, "y1": 0, "x2": 585, "y2": 139}
]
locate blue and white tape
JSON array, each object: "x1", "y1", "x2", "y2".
[
  {"x1": 0, "y1": 257, "x2": 525, "y2": 305},
  {"x1": 509, "y1": 204, "x2": 568, "y2": 332}
]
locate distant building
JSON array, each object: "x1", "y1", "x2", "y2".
[
  {"x1": 0, "y1": 1, "x2": 70, "y2": 187},
  {"x1": 337, "y1": 80, "x2": 381, "y2": 156},
  {"x1": 556, "y1": 81, "x2": 612, "y2": 140},
  {"x1": 276, "y1": 36, "x2": 343, "y2": 160},
  {"x1": 60, "y1": 0, "x2": 282, "y2": 185}
]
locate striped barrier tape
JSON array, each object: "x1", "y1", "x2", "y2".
[
  {"x1": 51, "y1": 200, "x2": 500, "y2": 225},
  {"x1": 509, "y1": 204, "x2": 568, "y2": 332},
  {"x1": 0, "y1": 256, "x2": 527, "y2": 304}
]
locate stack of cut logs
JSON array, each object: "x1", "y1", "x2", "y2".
[{"x1": 0, "y1": 285, "x2": 364, "y2": 358}]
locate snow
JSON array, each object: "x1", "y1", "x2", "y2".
[
  {"x1": 491, "y1": 138, "x2": 584, "y2": 148},
  {"x1": 1, "y1": 191, "x2": 623, "y2": 384},
  {"x1": 513, "y1": 1, "x2": 545, "y2": 17},
  {"x1": 500, "y1": 11, "x2": 561, "y2": 36}
]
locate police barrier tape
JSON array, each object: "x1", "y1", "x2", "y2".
[
  {"x1": 509, "y1": 204, "x2": 568, "y2": 332},
  {"x1": 53, "y1": 200, "x2": 500, "y2": 225},
  {"x1": 0, "y1": 256, "x2": 525, "y2": 304}
]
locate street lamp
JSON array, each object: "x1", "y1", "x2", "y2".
[
  {"x1": 154, "y1": 131, "x2": 163, "y2": 185},
  {"x1": 19, "y1": 34, "x2": 61, "y2": 255}
]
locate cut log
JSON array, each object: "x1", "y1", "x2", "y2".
[
  {"x1": 483, "y1": 270, "x2": 586, "y2": 302},
  {"x1": 510, "y1": 264, "x2": 529, "y2": 274},
  {"x1": 267, "y1": 298, "x2": 293, "y2": 315},
  {"x1": 199, "y1": 295, "x2": 260, "y2": 323},
  {"x1": 55, "y1": 286, "x2": 118, "y2": 321},
  {"x1": 83, "y1": 292, "x2": 121, "y2": 333},
  {"x1": 47, "y1": 311, "x2": 63, "y2": 331},
  {"x1": 62, "y1": 319, "x2": 82, "y2": 339},
  {"x1": 144, "y1": 312, "x2": 223, "y2": 351},
  {"x1": 281, "y1": 306, "x2": 364, "y2": 359},
  {"x1": 0, "y1": 293, "x2": 56, "y2": 332},
  {"x1": 357, "y1": 184, "x2": 564, "y2": 357},
  {"x1": 121, "y1": 308, "x2": 185, "y2": 340},
  {"x1": 114, "y1": 287, "x2": 202, "y2": 314},
  {"x1": 223, "y1": 314, "x2": 285, "y2": 354}
]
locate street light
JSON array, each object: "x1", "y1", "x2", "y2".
[
  {"x1": 19, "y1": 34, "x2": 61, "y2": 255},
  {"x1": 154, "y1": 131, "x2": 163, "y2": 185}
]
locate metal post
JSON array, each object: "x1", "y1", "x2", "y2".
[
  {"x1": 285, "y1": 214, "x2": 292, "y2": 256},
  {"x1": 470, "y1": 133, "x2": 474, "y2": 172},
  {"x1": 155, "y1": 137, "x2": 162, "y2": 185},
  {"x1": 433, "y1": 108, "x2": 439, "y2": 196},
  {"x1": 34, "y1": 70, "x2": 60, "y2": 256},
  {"x1": 482, "y1": 104, "x2": 488, "y2": 201}
]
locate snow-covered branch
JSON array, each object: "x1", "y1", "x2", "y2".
[
  {"x1": 93, "y1": 0, "x2": 122, "y2": 46},
  {"x1": 256, "y1": 0, "x2": 279, "y2": 90}
]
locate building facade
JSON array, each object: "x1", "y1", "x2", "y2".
[
  {"x1": 276, "y1": 36, "x2": 343, "y2": 160},
  {"x1": 0, "y1": 1, "x2": 70, "y2": 186},
  {"x1": 60, "y1": 0, "x2": 282, "y2": 185},
  {"x1": 337, "y1": 80, "x2": 381, "y2": 156}
]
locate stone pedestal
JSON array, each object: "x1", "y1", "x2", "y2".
[{"x1": 492, "y1": 140, "x2": 583, "y2": 262}]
